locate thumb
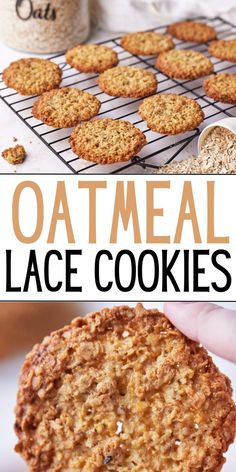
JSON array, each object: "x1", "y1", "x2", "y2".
[{"x1": 164, "y1": 302, "x2": 236, "y2": 363}]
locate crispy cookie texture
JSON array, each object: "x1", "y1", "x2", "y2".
[
  {"x1": 121, "y1": 31, "x2": 175, "y2": 56},
  {"x1": 209, "y1": 39, "x2": 236, "y2": 63},
  {"x1": 15, "y1": 304, "x2": 236, "y2": 472},
  {"x1": 203, "y1": 73, "x2": 236, "y2": 104},
  {"x1": 66, "y1": 44, "x2": 119, "y2": 73},
  {"x1": 32, "y1": 88, "x2": 101, "y2": 128},
  {"x1": 167, "y1": 21, "x2": 217, "y2": 43},
  {"x1": 69, "y1": 118, "x2": 147, "y2": 165},
  {"x1": 156, "y1": 49, "x2": 214, "y2": 80},
  {"x1": 98, "y1": 66, "x2": 157, "y2": 98},
  {"x1": 2, "y1": 144, "x2": 26, "y2": 165},
  {"x1": 139, "y1": 94, "x2": 204, "y2": 135},
  {"x1": 3, "y1": 58, "x2": 62, "y2": 96}
]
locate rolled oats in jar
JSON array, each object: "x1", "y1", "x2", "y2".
[{"x1": 0, "y1": 0, "x2": 90, "y2": 53}]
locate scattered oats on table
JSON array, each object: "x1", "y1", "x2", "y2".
[
  {"x1": 155, "y1": 127, "x2": 236, "y2": 174},
  {"x1": 2, "y1": 144, "x2": 26, "y2": 165}
]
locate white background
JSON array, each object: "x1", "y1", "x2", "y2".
[{"x1": 0, "y1": 175, "x2": 235, "y2": 301}]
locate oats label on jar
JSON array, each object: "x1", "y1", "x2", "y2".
[
  {"x1": 15, "y1": 0, "x2": 57, "y2": 21},
  {"x1": 0, "y1": 0, "x2": 90, "y2": 53}
]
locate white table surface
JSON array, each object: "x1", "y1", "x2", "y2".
[
  {"x1": 0, "y1": 29, "x2": 121, "y2": 175},
  {"x1": 1, "y1": 301, "x2": 236, "y2": 472}
]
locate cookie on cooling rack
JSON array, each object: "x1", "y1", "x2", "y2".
[
  {"x1": 209, "y1": 39, "x2": 236, "y2": 63},
  {"x1": 15, "y1": 304, "x2": 236, "y2": 472},
  {"x1": 139, "y1": 93, "x2": 204, "y2": 135},
  {"x1": 3, "y1": 58, "x2": 62, "y2": 96},
  {"x1": 121, "y1": 31, "x2": 175, "y2": 56},
  {"x1": 32, "y1": 88, "x2": 101, "y2": 128},
  {"x1": 69, "y1": 118, "x2": 147, "y2": 165},
  {"x1": 98, "y1": 66, "x2": 157, "y2": 98},
  {"x1": 66, "y1": 44, "x2": 119, "y2": 73},
  {"x1": 167, "y1": 21, "x2": 217, "y2": 43},
  {"x1": 156, "y1": 49, "x2": 214, "y2": 80},
  {"x1": 203, "y1": 73, "x2": 236, "y2": 104}
]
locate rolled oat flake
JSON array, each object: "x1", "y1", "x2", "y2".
[{"x1": 0, "y1": 0, "x2": 90, "y2": 53}]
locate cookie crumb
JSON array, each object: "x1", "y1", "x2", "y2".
[
  {"x1": 13, "y1": 137, "x2": 18, "y2": 142},
  {"x1": 2, "y1": 144, "x2": 26, "y2": 165}
]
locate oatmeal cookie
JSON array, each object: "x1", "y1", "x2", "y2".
[
  {"x1": 3, "y1": 58, "x2": 62, "y2": 96},
  {"x1": 167, "y1": 21, "x2": 217, "y2": 44},
  {"x1": 121, "y1": 31, "x2": 175, "y2": 56},
  {"x1": 139, "y1": 93, "x2": 204, "y2": 135},
  {"x1": 66, "y1": 44, "x2": 119, "y2": 73},
  {"x1": 69, "y1": 118, "x2": 146, "y2": 164},
  {"x1": 209, "y1": 39, "x2": 236, "y2": 63},
  {"x1": 98, "y1": 66, "x2": 157, "y2": 98},
  {"x1": 32, "y1": 88, "x2": 101, "y2": 128},
  {"x1": 2, "y1": 144, "x2": 26, "y2": 165},
  {"x1": 15, "y1": 304, "x2": 236, "y2": 472},
  {"x1": 203, "y1": 73, "x2": 236, "y2": 104},
  {"x1": 156, "y1": 49, "x2": 214, "y2": 80}
]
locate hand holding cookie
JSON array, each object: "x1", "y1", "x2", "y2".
[
  {"x1": 165, "y1": 302, "x2": 236, "y2": 363},
  {"x1": 15, "y1": 304, "x2": 236, "y2": 471}
]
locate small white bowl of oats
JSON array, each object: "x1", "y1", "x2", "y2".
[{"x1": 198, "y1": 117, "x2": 236, "y2": 153}]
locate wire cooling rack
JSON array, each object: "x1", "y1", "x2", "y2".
[{"x1": 0, "y1": 16, "x2": 236, "y2": 174}]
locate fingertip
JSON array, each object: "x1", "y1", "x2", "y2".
[{"x1": 164, "y1": 302, "x2": 200, "y2": 342}]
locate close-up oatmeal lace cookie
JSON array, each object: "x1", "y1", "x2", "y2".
[
  {"x1": 156, "y1": 49, "x2": 214, "y2": 80},
  {"x1": 66, "y1": 44, "x2": 119, "y2": 73},
  {"x1": 139, "y1": 94, "x2": 204, "y2": 135},
  {"x1": 2, "y1": 144, "x2": 26, "y2": 165},
  {"x1": 98, "y1": 66, "x2": 157, "y2": 98},
  {"x1": 69, "y1": 118, "x2": 147, "y2": 164},
  {"x1": 32, "y1": 88, "x2": 101, "y2": 128},
  {"x1": 3, "y1": 58, "x2": 62, "y2": 96},
  {"x1": 167, "y1": 21, "x2": 217, "y2": 43},
  {"x1": 15, "y1": 304, "x2": 236, "y2": 472},
  {"x1": 121, "y1": 31, "x2": 175, "y2": 56}
]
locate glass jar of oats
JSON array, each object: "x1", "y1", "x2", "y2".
[{"x1": 0, "y1": 0, "x2": 90, "y2": 53}]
